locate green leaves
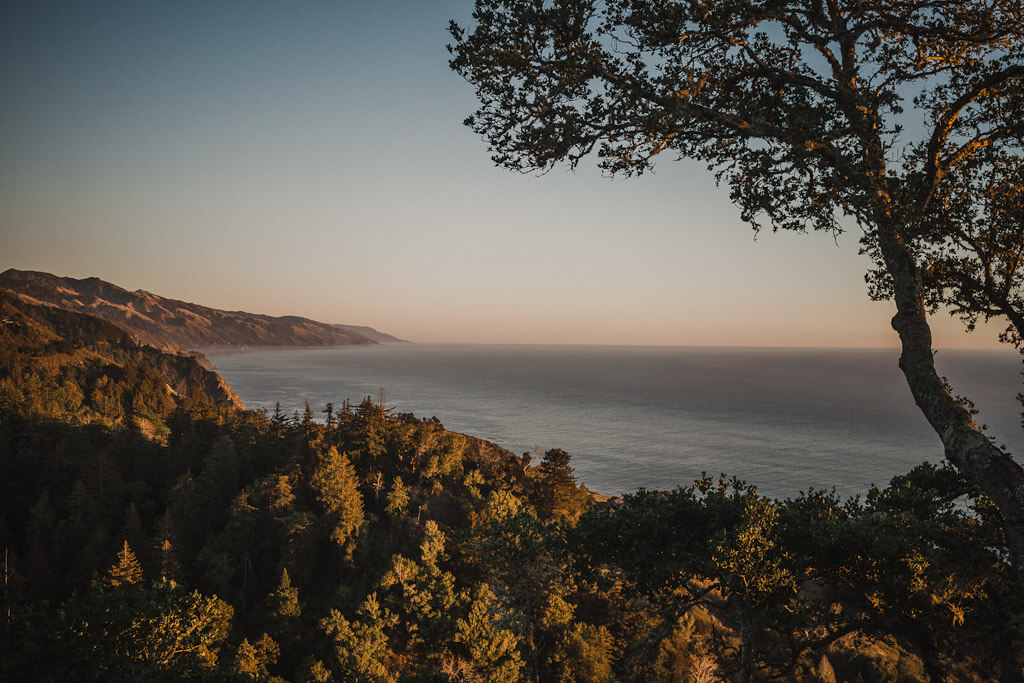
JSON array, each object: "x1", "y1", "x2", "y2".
[{"x1": 711, "y1": 496, "x2": 796, "y2": 609}]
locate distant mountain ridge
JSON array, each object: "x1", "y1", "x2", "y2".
[{"x1": 0, "y1": 269, "x2": 405, "y2": 353}]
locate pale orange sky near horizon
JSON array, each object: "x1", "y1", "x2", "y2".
[{"x1": 0, "y1": 1, "x2": 1012, "y2": 352}]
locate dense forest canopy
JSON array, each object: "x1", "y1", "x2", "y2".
[
  {"x1": 2, "y1": 282, "x2": 1023, "y2": 680},
  {"x1": 448, "y1": 0, "x2": 1024, "y2": 572}
]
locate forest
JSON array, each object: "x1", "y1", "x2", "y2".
[{"x1": 2, "y1": 283, "x2": 1022, "y2": 682}]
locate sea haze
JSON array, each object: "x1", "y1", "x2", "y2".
[{"x1": 206, "y1": 344, "x2": 1023, "y2": 499}]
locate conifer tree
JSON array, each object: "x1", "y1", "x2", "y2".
[
  {"x1": 321, "y1": 594, "x2": 398, "y2": 683},
  {"x1": 24, "y1": 493, "x2": 57, "y2": 599},
  {"x1": 354, "y1": 397, "x2": 388, "y2": 461},
  {"x1": 105, "y1": 540, "x2": 144, "y2": 590},
  {"x1": 260, "y1": 474, "x2": 297, "y2": 512},
  {"x1": 166, "y1": 469, "x2": 205, "y2": 572},
  {"x1": 155, "y1": 538, "x2": 179, "y2": 582},
  {"x1": 310, "y1": 447, "x2": 364, "y2": 548},
  {"x1": 233, "y1": 633, "x2": 279, "y2": 679},
  {"x1": 454, "y1": 583, "x2": 525, "y2": 682},
  {"x1": 196, "y1": 435, "x2": 240, "y2": 527},
  {"x1": 270, "y1": 402, "x2": 289, "y2": 438},
  {"x1": 267, "y1": 568, "x2": 301, "y2": 623},
  {"x1": 198, "y1": 492, "x2": 257, "y2": 604},
  {"x1": 378, "y1": 521, "x2": 459, "y2": 661},
  {"x1": 385, "y1": 476, "x2": 409, "y2": 519},
  {"x1": 533, "y1": 449, "x2": 590, "y2": 522}
]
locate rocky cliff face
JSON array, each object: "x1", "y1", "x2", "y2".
[{"x1": 0, "y1": 269, "x2": 404, "y2": 353}]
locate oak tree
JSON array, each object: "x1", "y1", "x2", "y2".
[{"x1": 449, "y1": 0, "x2": 1024, "y2": 568}]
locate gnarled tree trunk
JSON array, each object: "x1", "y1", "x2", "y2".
[{"x1": 879, "y1": 221, "x2": 1024, "y2": 572}]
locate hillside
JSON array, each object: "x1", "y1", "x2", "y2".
[
  {"x1": 0, "y1": 289, "x2": 244, "y2": 413},
  {"x1": 0, "y1": 268, "x2": 404, "y2": 353}
]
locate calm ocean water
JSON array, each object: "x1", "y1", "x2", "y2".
[{"x1": 206, "y1": 344, "x2": 1022, "y2": 499}]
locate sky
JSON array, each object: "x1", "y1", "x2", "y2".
[{"x1": 0, "y1": 1, "x2": 1009, "y2": 349}]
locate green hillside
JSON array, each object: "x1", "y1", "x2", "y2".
[{"x1": 0, "y1": 290, "x2": 243, "y2": 427}]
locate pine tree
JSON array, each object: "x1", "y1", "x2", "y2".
[
  {"x1": 310, "y1": 447, "x2": 364, "y2": 547},
  {"x1": 385, "y1": 476, "x2": 409, "y2": 518},
  {"x1": 268, "y1": 568, "x2": 301, "y2": 621},
  {"x1": 233, "y1": 633, "x2": 278, "y2": 679},
  {"x1": 105, "y1": 540, "x2": 144, "y2": 590},
  {"x1": 378, "y1": 521, "x2": 458, "y2": 658},
  {"x1": 233, "y1": 638, "x2": 261, "y2": 678},
  {"x1": 533, "y1": 449, "x2": 589, "y2": 522},
  {"x1": 454, "y1": 583, "x2": 524, "y2": 681},
  {"x1": 321, "y1": 594, "x2": 398, "y2": 683}
]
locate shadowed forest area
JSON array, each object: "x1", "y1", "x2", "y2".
[{"x1": 2, "y1": 268, "x2": 1023, "y2": 682}]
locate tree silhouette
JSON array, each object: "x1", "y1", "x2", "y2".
[
  {"x1": 533, "y1": 448, "x2": 590, "y2": 522},
  {"x1": 450, "y1": 0, "x2": 1024, "y2": 570}
]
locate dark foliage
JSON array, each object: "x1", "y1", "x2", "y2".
[{"x1": 1, "y1": 297, "x2": 1021, "y2": 680}]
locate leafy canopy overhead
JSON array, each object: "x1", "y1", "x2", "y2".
[{"x1": 449, "y1": 0, "x2": 1023, "y2": 332}]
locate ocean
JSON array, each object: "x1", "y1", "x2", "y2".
[{"x1": 206, "y1": 344, "x2": 1022, "y2": 500}]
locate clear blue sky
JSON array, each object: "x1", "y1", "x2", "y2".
[{"x1": 0, "y1": 1, "x2": 1005, "y2": 348}]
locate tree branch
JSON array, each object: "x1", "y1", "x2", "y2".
[{"x1": 918, "y1": 64, "x2": 1024, "y2": 212}]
